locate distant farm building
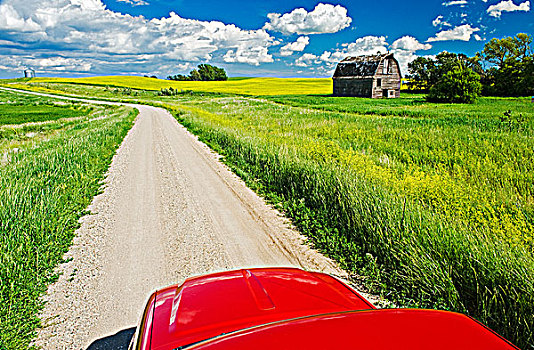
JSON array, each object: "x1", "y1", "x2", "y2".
[
  {"x1": 333, "y1": 53, "x2": 401, "y2": 98},
  {"x1": 24, "y1": 68, "x2": 35, "y2": 78}
]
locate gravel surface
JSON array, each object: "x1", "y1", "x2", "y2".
[{"x1": 0, "y1": 88, "x2": 378, "y2": 349}]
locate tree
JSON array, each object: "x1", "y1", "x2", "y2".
[
  {"x1": 167, "y1": 64, "x2": 228, "y2": 81},
  {"x1": 189, "y1": 69, "x2": 201, "y2": 81},
  {"x1": 427, "y1": 62, "x2": 482, "y2": 103},
  {"x1": 482, "y1": 37, "x2": 516, "y2": 68},
  {"x1": 512, "y1": 33, "x2": 532, "y2": 59},
  {"x1": 406, "y1": 56, "x2": 435, "y2": 90},
  {"x1": 481, "y1": 33, "x2": 532, "y2": 69},
  {"x1": 406, "y1": 52, "x2": 476, "y2": 90},
  {"x1": 459, "y1": 53, "x2": 485, "y2": 76},
  {"x1": 480, "y1": 33, "x2": 533, "y2": 96},
  {"x1": 521, "y1": 55, "x2": 534, "y2": 95},
  {"x1": 407, "y1": 33, "x2": 533, "y2": 98},
  {"x1": 489, "y1": 55, "x2": 534, "y2": 96},
  {"x1": 197, "y1": 64, "x2": 228, "y2": 81},
  {"x1": 167, "y1": 74, "x2": 190, "y2": 81}
]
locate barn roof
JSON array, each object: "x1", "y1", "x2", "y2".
[{"x1": 333, "y1": 53, "x2": 394, "y2": 78}]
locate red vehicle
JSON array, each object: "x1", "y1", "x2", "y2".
[{"x1": 129, "y1": 267, "x2": 518, "y2": 350}]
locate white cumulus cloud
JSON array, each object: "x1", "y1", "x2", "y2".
[
  {"x1": 442, "y1": 0, "x2": 468, "y2": 6},
  {"x1": 487, "y1": 0, "x2": 530, "y2": 17},
  {"x1": 390, "y1": 36, "x2": 432, "y2": 75},
  {"x1": 296, "y1": 36, "x2": 387, "y2": 75},
  {"x1": 318, "y1": 36, "x2": 389, "y2": 64},
  {"x1": 433, "y1": 15, "x2": 444, "y2": 26},
  {"x1": 117, "y1": 0, "x2": 149, "y2": 6},
  {"x1": 36, "y1": 57, "x2": 92, "y2": 71},
  {"x1": 279, "y1": 36, "x2": 309, "y2": 56},
  {"x1": 0, "y1": 54, "x2": 93, "y2": 74},
  {"x1": 294, "y1": 53, "x2": 319, "y2": 67},
  {"x1": 0, "y1": 3, "x2": 42, "y2": 32},
  {"x1": 0, "y1": 0, "x2": 277, "y2": 77},
  {"x1": 432, "y1": 15, "x2": 451, "y2": 27},
  {"x1": 263, "y1": 3, "x2": 352, "y2": 35},
  {"x1": 427, "y1": 24, "x2": 480, "y2": 42},
  {"x1": 223, "y1": 47, "x2": 274, "y2": 66},
  {"x1": 390, "y1": 36, "x2": 432, "y2": 51}
]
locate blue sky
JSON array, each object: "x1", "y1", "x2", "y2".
[{"x1": 0, "y1": 0, "x2": 532, "y2": 78}]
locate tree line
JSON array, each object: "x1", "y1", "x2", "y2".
[
  {"x1": 167, "y1": 64, "x2": 228, "y2": 81},
  {"x1": 407, "y1": 33, "x2": 533, "y2": 103}
]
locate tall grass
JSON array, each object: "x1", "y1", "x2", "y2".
[
  {"x1": 268, "y1": 94, "x2": 534, "y2": 121},
  {"x1": 0, "y1": 101, "x2": 136, "y2": 349},
  {"x1": 0, "y1": 90, "x2": 99, "y2": 154},
  {"x1": 164, "y1": 98, "x2": 533, "y2": 348},
  {"x1": 3, "y1": 80, "x2": 533, "y2": 347},
  {"x1": 183, "y1": 97, "x2": 534, "y2": 250}
]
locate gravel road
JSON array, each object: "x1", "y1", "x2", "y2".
[{"x1": 0, "y1": 87, "x2": 372, "y2": 349}]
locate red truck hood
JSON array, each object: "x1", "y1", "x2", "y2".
[
  {"x1": 190, "y1": 309, "x2": 518, "y2": 350},
  {"x1": 149, "y1": 268, "x2": 374, "y2": 349}
]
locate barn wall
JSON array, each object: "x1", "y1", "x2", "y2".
[
  {"x1": 333, "y1": 78, "x2": 373, "y2": 97},
  {"x1": 372, "y1": 59, "x2": 401, "y2": 98}
]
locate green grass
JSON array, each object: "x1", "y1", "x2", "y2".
[
  {"x1": 0, "y1": 90, "x2": 49, "y2": 105},
  {"x1": 267, "y1": 94, "x2": 534, "y2": 121},
  {"x1": 2, "y1": 79, "x2": 533, "y2": 348},
  {"x1": 263, "y1": 94, "x2": 534, "y2": 250},
  {"x1": 0, "y1": 91, "x2": 136, "y2": 349},
  {"x1": 159, "y1": 95, "x2": 533, "y2": 348},
  {"x1": 0, "y1": 90, "x2": 98, "y2": 153},
  {"x1": 0, "y1": 104, "x2": 89, "y2": 125}
]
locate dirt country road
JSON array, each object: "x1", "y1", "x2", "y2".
[{"x1": 0, "y1": 88, "x2": 354, "y2": 349}]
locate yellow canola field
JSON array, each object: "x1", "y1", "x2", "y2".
[{"x1": 31, "y1": 76, "x2": 333, "y2": 96}]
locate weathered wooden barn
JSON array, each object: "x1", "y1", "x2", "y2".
[{"x1": 333, "y1": 53, "x2": 401, "y2": 98}]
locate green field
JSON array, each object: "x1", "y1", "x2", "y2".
[
  {"x1": 0, "y1": 104, "x2": 87, "y2": 125},
  {"x1": 169, "y1": 96, "x2": 533, "y2": 348},
  {"x1": 0, "y1": 91, "x2": 90, "y2": 125},
  {"x1": 0, "y1": 90, "x2": 99, "y2": 154},
  {"x1": 268, "y1": 94, "x2": 534, "y2": 120},
  {"x1": 1, "y1": 78, "x2": 533, "y2": 348},
  {"x1": 0, "y1": 90, "x2": 136, "y2": 349}
]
